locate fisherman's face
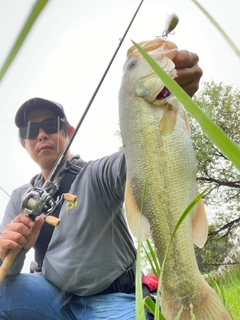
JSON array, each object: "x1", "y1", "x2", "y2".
[{"x1": 21, "y1": 108, "x2": 72, "y2": 170}]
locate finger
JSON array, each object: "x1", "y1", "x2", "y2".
[
  {"x1": 0, "y1": 235, "x2": 26, "y2": 252},
  {"x1": 24, "y1": 214, "x2": 45, "y2": 250},
  {"x1": 11, "y1": 214, "x2": 34, "y2": 229},
  {"x1": 2, "y1": 229, "x2": 30, "y2": 247},
  {"x1": 175, "y1": 64, "x2": 203, "y2": 97},
  {"x1": 32, "y1": 214, "x2": 45, "y2": 236},
  {"x1": 1, "y1": 217, "x2": 35, "y2": 252},
  {"x1": 173, "y1": 50, "x2": 199, "y2": 69},
  {"x1": 175, "y1": 64, "x2": 203, "y2": 85},
  {"x1": 5, "y1": 221, "x2": 33, "y2": 239},
  {"x1": 0, "y1": 247, "x2": 9, "y2": 260}
]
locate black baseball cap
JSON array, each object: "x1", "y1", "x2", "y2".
[{"x1": 15, "y1": 97, "x2": 67, "y2": 128}]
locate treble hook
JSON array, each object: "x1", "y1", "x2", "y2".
[{"x1": 158, "y1": 12, "x2": 179, "y2": 40}]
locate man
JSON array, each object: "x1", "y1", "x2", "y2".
[{"x1": 0, "y1": 50, "x2": 202, "y2": 319}]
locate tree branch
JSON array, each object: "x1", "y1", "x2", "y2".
[
  {"x1": 197, "y1": 176, "x2": 240, "y2": 188},
  {"x1": 207, "y1": 216, "x2": 240, "y2": 242}
]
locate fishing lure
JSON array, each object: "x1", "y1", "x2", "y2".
[{"x1": 162, "y1": 12, "x2": 179, "y2": 39}]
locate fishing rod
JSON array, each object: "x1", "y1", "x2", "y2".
[
  {"x1": 0, "y1": 0, "x2": 144, "y2": 284},
  {"x1": 47, "y1": 0, "x2": 144, "y2": 184},
  {"x1": 20, "y1": 0, "x2": 144, "y2": 222}
]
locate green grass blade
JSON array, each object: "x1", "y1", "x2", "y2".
[
  {"x1": 174, "y1": 306, "x2": 184, "y2": 320},
  {"x1": 136, "y1": 179, "x2": 149, "y2": 320},
  {"x1": 145, "y1": 239, "x2": 161, "y2": 277},
  {"x1": 0, "y1": 0, "x2": 49, "y2": 82},
  {"x1": 190, "y1": 304, "x2": 196, "y2": 320},
  {"x1": 170, "y1": 188, "x2": 209, "y2": 242},
  {"x1": 144, "y1": 296, "x2": 166, "y2": 320},
  {"x1": 132, "y1": 41, "x2": 240, "y2": 170},
  {"x1": 136, "y1": 234, "x2": 146, "y2": 320},
  {"x1": 141, "y1": 242, "x2": 158, "y2": 276},
  {"x1": 191, "y1": 0, "x2": 240, "y2": 57}
]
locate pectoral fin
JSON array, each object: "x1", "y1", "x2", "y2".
[
  {"x1": 124, "y1": 176, "x2": 150, "y2": 241},
  {"x1": 192, "y1": 190, "x2": 208, "y2": 248},
  {"x1": 159, "y1": 103, "x2": 178, "y2": 135}
]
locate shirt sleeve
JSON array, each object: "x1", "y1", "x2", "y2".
[{"x1": 90, "y1": 151, "x2": 127, "y2": 207}]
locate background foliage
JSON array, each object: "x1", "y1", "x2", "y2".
[{"x1": 191, "y1": 80, "x2": 240, "y2": 273}]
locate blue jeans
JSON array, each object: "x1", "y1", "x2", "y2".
[{"x1": 0, "y1": 274, "x2": 150, "y2": 319}]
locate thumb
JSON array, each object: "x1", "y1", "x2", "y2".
[
  {"x1": 32, "y1": 214, "x2": 45, "y2": 235},
  {"x1": 24, "y1": 214, "x2": 45, "y2": 250}
]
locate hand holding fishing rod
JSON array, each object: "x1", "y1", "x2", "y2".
[
  {"x1": 0, "y1": 181, "x2": 77, "y2": 284},
  {"x1": 0, "y1": 214, "x2": 45, "y2": 284}
]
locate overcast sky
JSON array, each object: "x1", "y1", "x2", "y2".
[{"x1": 0, "y1": 0, "x2": 239, "y2": 271}]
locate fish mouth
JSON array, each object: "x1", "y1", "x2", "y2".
[{"x1": 155, "y1": 86, "x2": 172, "y2": 100}]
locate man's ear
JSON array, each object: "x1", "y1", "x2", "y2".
[
  {"x1": 68, "y1": 126, "x2": 75, "y2": 138},
  {"x1": 21, "y1": 139, "x2": 26, "y2": 149}
]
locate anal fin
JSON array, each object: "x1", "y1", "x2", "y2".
[{"x1": 192, "y1": 187, "x2": 208, "y2": 248}]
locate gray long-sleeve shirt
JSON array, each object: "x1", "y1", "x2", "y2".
[{"x1": 0, "y1": 151, "x2": 136, "y2": 296}]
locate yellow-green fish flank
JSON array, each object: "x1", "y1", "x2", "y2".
[{"x1": 119, "y1": 38, "x2": 232, "y2": 320}]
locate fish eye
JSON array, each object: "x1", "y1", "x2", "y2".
[{"x1": 127, "y1": 59, "x2": 137, "y2": 69}]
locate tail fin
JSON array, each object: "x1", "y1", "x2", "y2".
[{"x1": 161, "y1": 276, "x2": 232, "y2": 320}]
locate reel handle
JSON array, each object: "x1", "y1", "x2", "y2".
[
  {"x1": 43, "y1": 192, "x2": 76, "y2": 227},
  {"x1": 45, "y1": 216, "x2": 61, "y2": 227}
]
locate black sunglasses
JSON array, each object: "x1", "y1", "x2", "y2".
[{"x1": 20, "y1": 117, "x2": 64, "y2": 139}]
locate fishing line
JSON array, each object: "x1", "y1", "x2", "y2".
[
  {"x1": 0, "y1": 187, "x2": 10, "y2": 198},
  {"x1": 45, "y1": 0, "x2": 144, "y2": 185}
]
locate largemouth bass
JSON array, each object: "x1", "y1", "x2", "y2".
[{"x1": 119, "y1": 38, "x2": 232, "y2": 320}]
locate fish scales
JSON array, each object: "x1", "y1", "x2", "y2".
[
  {"x1": 119, "y1": 38, "x2": 232, "y2": 319},
  {"x1": 121, "y1": 92, "x2": 200, "y2": 295}
]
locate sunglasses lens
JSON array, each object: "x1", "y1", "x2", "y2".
[
  {"x1": 42, "y1": 118, "x2": 62, "y2": 134},
  {"x1": 20, "y1": 123, "x2": 38, "y2": 139},
  {"x1": 20, "y1": 118, "x2": 62, "y2": 139}
]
